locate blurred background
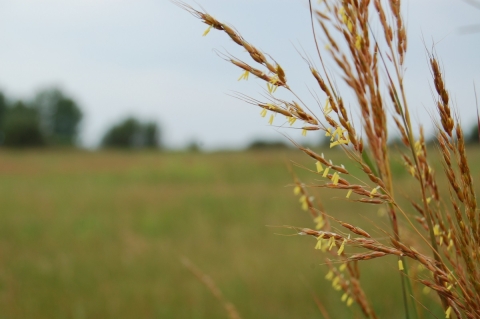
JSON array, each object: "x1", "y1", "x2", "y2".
[{"x1": 0, "y1": 0, "x2": 479, "y2": 318}]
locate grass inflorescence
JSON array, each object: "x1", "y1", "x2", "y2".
[{"x1": 177, "y1": 0, "x2": 479, "y2": 318}]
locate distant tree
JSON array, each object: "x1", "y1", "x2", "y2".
[
  {"x1": 143, "y1": 122, "x2": 160, "y2": 148},
  {"x1": 186, "y1": 139, "x2": 201, "y2": 152},
  {"x1": 33, "y1": 88, "x2": 83, "y2": 146},
  {"x1": 101, "y1": 117, "x2": 161, "y2": 149},
  {"x1": 0, "y1": 92, "x2": 8, "y2": 143},
  {"x1": 248, "y1": 139, "x2": 288, "y2": 150},
  {"x1": 467, "y1": 122, "x2": 479, "y2": 144},
  {"x1": 102, "y1": 118, "x2": 140, "y2": 148},
  {"x1": 2, "y1": 101, "x2": 45, "y2": 147}
]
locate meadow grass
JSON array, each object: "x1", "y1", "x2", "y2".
[{"x1": 0, "y1": 149, "x2": 478, "y2": 318}]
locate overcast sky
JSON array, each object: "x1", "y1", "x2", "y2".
[{"x1": 0, "y1": 0, "x2": 479, "y2": 150}]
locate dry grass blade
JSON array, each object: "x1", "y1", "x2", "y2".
[{"x1": 181, "y1": 256, "x2": 242, "y2": 319}]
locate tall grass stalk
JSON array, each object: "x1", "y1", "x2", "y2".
[{"x1": 176, "y1": 0, "x2": 479, "y2": 318}]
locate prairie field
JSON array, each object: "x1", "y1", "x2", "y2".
[{"x1": 0, "y1": 148, "x2": 478, "y2": 319}]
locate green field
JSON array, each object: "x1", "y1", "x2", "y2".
[{"x1": 0, "y1": 148, "x2": 478, "y2": 318}]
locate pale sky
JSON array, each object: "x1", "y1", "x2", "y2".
[{"x1": 0, "y1": 0, "x2": 479, "y2": 149}]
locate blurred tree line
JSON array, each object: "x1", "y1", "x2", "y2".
[
  {"x1": 0, "y1": 88, "x2": 161, "y2": 149},
  {"x1": 101, "y1": 117, "x2": 160, "y2": 149},
  {"x1": 0, "y1": 87, "x2": 475, "y2": 150},
  {"x1": 0, "y1": 88, "x2": 82, "y2": 147}
]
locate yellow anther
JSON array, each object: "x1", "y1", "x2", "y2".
[
  {"x1": 268, "y1": 114, "x2": 274, "y2": 125},
  {"x1": 260, "y1": 108, "x2": 267, "y2": 117},
  {"x1": 331, "y1": 172, "x2": 340, "y2": 185},
  {"x1": 448, "y1": 239, "x2": 453, "y2": 251},
  {"x1": 330, "y1": 141, "x2": 340, "y2": 148},
  {"x1": 337, "y1": 238, "x2": 346, "y2": 255},
  {"x1": 267, "y1": 82, "x2": 273, "y2": 93},
  {"x1": 422, "y1": 286, "x2": 430, "y2": 295},
  {"x1": 398, "y1": 260, "x2": 404, "y2": 271},
  {"x1": 314, "y1": 216, "x2": 325, "y2": 230},
  {"x1": 341, "y1": 293, "x2": 348, "y2": 302},
  {"x1": 315, "y1": 233, "x2": 325, "y2": 249},
  {"x1": 339, "y1": 7, "x2": 347, "y2": 24},
  {"x1": 202, "y1": 25, "x2": 213, "y2": 36},
  {"x1": 434, "y1": 224, "x2": 440, "y2": 236},
  {"x1": 409, "y1": 166, "x2": 415, "y2": 176},
  {"x1": 347, "y1": 20, "x2": 353, "y2": 32},
  {"x1": 332, "y1": 126, "x2": 342, "y2": 138},
  {"x1": 328, "y1": 237, "x2": 336, "y2": 251},
  {"x1": 322, "y1": 167, "x2": 330, "y2": 177},
  {"x1": 355, "y1": 34, "x2": 362, "y2": 50},
  {"x1": 324, "y1": 99, "x2": 332, "y2": 115},
  {"x1": 302, "y1": 201, "x2": 308, "y2": 211},
  {"x1": 316, "y1": 161, "x2": 324, "y2": 173},
  {"x1": 369, "y1": 186, "x2": 380, "y2": 198},
  {"x1": 321, "y1": 241, "x2": 328, "y2": 252},
  {"x1": 238, "y1": 70, "x2": 249, "y2": 81},
  {"x1": 325, "y1": 270, "x2": 334, "y2": 280},
  {"x1": 347, "y1": 297, "x2": 353, "y2": 307},
  {"x1": 445, "y1": 306, "x2": 452, "y2": 318},
  {"x1": 293, "y1": 185, "x2": 301, "y2": 195},
  {"x1": 346, "y1": 189, "x2": 353, "y2": 198},
  {"x1": 332, "y1": 276, "x2": 340, "y2": 287},
  {"x1": 414, "y1": 140, "x2": 421, "y2": 152},
  {"x1": 302, "y1": 128, "x2": 307, "y2": 136},
  {"x1": 267, "y1": 77, "x2": 279, "y2": 94}
]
